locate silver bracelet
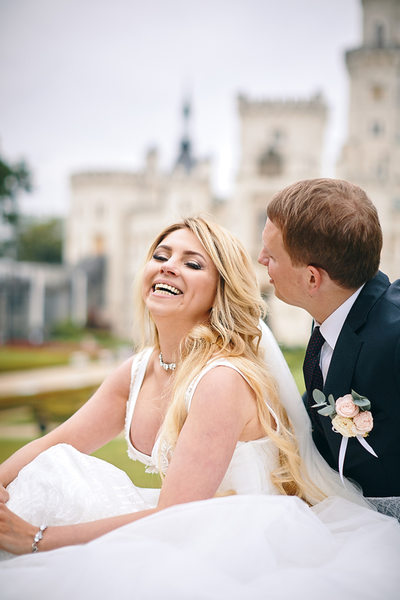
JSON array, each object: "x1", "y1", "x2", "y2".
[{"x1": 32, "y1": 524, "x2": 47, "y2": 553}]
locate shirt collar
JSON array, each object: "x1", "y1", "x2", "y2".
[{"x1": 318, "y1": 285, "x2": 364, "y2": 351}]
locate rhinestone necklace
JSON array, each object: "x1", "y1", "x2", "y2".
[{"x1": 159, "y1": 352, "x2": 176, "y2": 372}]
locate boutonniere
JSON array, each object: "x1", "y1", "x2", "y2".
[{"x1": 312, "y1": 389, "x2": 378, "y2": 483}]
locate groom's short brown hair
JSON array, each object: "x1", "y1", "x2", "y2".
[{"x1": 267, "y1": 178, "x2": 382, "y2": 289}]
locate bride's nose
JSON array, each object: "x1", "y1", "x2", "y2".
[{"x1": 160, "y1": 257, "x2": 179, "y2": 275}]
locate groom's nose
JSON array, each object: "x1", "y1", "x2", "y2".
[{"x1": 258, "y1": 250, "x2": 269, "y2": 267}]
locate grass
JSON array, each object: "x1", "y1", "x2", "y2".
[
  {"x1": 0, "y1": 385, "x2": 99, "y2": 424},
  {"x1": 0, "y1": 325, "x2": 132, "y2": 373},
  {"x1": 281, "y1": 346, "x2": 306, "y2": 395},
  {"x1": 0, "y1": 347, "x2": 72, "y2": 372}
]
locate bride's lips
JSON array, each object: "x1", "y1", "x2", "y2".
[{"x1": 151, "y1": 281, "x2": 183, "y2": 296}]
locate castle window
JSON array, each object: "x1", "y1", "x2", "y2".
[
  {"x1": 258, "y1": 147, "x2": 283, "y2": 177},
  {"x1": 273, "y1": 129, "x2": 285, "y2": 142},
  {"x1": 93, "y1": 235, "x2": 105, "y2": 255},
  {"x1": 371, "y1": 84, "x2": 384, "y2": 101},
  {"x1": 375, "y1": 23, "x2": 385, "y2": 48},
  {"x1": 371, "y1": 121, "x2": 384, "y2": 136}
]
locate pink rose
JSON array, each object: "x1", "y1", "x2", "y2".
[
  {"x1": 353, "y1": 410, "x2": 373, "y2": 435},
  {"x1": 335, "y1": 394, "x2": 360, "y2": 418}
]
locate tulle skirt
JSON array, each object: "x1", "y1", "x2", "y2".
[{"x1": 1, "y1": 445, "x2": 400, "y2": 599}]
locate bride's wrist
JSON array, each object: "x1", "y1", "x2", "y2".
[
  {"x1": 0, "y1": 482, "x2": 9, "y2": 503},
  {"x1": 31, "y1": 524, "x2": 48, "y2": 553}
]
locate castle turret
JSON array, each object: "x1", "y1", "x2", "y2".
[{"x1": 337, "y1": 0, "x2": 400, "y2": 280}]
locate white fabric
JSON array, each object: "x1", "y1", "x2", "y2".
[
  {"x1": 1, "y1": 325, "x2": 400, "y2": 599},
  {"x1": 318, "y1": 285, "x2": 364, "y2": 381},
  {"x1": 258, "y1": 320, "x2": 368, "y2": 506},
  {"x1": 125, "y1": 349, "x2": 280, "y2": 496},
  {"x1": 2, "y1": 493, "x2": 400, "y2": 600}
]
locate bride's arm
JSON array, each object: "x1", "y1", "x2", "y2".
[
  {"x1": 0, "y1": 356, "x2": 134, "y2": 496},
  {"x1": 0, "y1": 366, "x2": 254, "y2": 554}
]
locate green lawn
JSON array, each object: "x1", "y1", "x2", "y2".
[
  {"x1": 281, "y1": 347, "x2": 306, "y2": 395},
  {"x1": 0, "y1": 347, "x2": 71, "y2": 372}
]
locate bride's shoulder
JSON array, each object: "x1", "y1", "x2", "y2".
[{"x1": 186, "y1": 358, "x2": 255, "y2": 412}]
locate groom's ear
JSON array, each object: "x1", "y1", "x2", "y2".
[{"x1": 306, "y1": 265, "x2": 324, "y2": 294}]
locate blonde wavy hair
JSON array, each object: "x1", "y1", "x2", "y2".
[{"x1": 134, "y1": 216, "x2": 324, "y2": 503}]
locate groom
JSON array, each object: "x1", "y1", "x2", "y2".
[{"x1": 258, "y1": 178, "x2": 400, "y2": 498}]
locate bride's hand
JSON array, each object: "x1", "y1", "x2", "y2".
[
  {"x1": 0, "y1": 484, "x2": 10, "y2": 503},
  {"x1": 0, "y1": 503, "x2": 37, "y2": 555}
]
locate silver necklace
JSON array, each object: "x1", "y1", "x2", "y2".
[{"x1": 159, "y1": 352, "x2": 176, "y2": 372}]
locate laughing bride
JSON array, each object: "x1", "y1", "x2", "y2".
[{"x1": 0, "y1": 217, "x2": 399, "y2": 599}]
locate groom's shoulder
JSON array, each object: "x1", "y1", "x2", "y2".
[
  {"x1": 349, "y1": 272, "x2": 400, "y2": 333},
  {"x1": 372, "y1": 272, "x2": 400, "y2": 314},
  {"x1": 361, "y1": 271, "x2": 400, "y2": 309},
  {"x1": 385, "y1": 277, "x2": 400, "y2": 308},
  {"x1": 366, "y1": 275, "x2": 400, "y2": 334}
]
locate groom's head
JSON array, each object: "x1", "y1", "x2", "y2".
[{"x1": 258, "y1": 178, "x2": 382, "y2": 306}]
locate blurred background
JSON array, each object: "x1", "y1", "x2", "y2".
[{"x1": 1, "y1": 0, "x2": 399, "y2": 480}]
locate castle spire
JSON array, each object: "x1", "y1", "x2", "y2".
[{"x1": 175, "y1": 98, "x2": 195, "y2": 172}]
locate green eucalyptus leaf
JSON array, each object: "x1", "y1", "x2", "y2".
[
  {"x1": 351, "y1": 389, "x2": 367, "y2": 401},
  {"x1": 328, "y1": 394, "x2": 336, "y2": 408},
  {"x1": 312, "y1": 389, "x2": 326, "y2": 404},
  {"x1": 318, "y1": 405, "x2": 335, "y2": 417},
  {"x1": 353, "y1": 398, "x2": 371, "y2": 409}
]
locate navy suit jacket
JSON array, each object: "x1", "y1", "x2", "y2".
[{"x1": 305, "y1": 271, "x2": 400, "y2": 497}]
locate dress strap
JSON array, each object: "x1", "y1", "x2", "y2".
[
  {"x1": 124, "y1": 348, "x2": 153, "y2": 441},
  {"x1": 185, "y1": 358, "x2": 280, "y2": 433}
]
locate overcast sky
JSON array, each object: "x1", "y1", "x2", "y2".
[{"x1": 0, "y1": 0, "x2": 362, "y2": 217}]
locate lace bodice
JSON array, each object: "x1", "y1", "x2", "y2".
[{"x1": 124, "y1": 349, "x2": 280, "y2": 495}]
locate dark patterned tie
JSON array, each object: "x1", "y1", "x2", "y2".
[{"x1": 303, "y1": 326, "x2": 325, "y2": 400}]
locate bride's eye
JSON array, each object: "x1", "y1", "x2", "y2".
[
  {"x1": 186, "y1": 261, "x2": 202, "y2": 270},
  {"x1": 153, "y1": 253, "x2": 168, "y2": 262}
]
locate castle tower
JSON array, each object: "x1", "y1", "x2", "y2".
[
  {"x1": 230, "y1": 93, "x2": 327, "y2": 345},
  {"x1": 231, "y1": 93, "x2": 327, "y2": 262},
  {"x1": 336, "y1": 0, "x2": 400, "y2": 280}
]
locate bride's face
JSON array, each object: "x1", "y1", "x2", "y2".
[{"x1": 142, "y1": 228, "x2": 219, "y2": 327}]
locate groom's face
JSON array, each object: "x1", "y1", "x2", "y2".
[{"x1": 258, "y1": 219, "x2": 307, "y2": 307}]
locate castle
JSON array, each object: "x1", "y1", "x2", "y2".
[
  {"x1": 2, "y1": 0, "x2": 397, "y2": 346},
  {"x1": 65, "y1": 0, "x2": 400, "y2": 346}
]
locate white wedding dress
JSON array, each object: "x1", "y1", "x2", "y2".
[{"x1": 1, "y1": 342, "x2": 400, "y2": 599}]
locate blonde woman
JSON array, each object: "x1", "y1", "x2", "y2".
[{"x1": 0, "y1": 217, "x2": 399, "y2": 598}]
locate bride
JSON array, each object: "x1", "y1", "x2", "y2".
[{"x1": 0, "y1": 217, "x2": 399, "y2": 599}]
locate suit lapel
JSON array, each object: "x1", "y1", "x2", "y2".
[
  {"x1": 324, "y1": 323, "x2": 362, "y2": 398},
  {"x1": 325, "y1": 271, "x2": 389, "y2": 397}
]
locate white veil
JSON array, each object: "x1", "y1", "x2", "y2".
[{"x1": 258, "y1": 320, "x2": 369, "y2": 507}]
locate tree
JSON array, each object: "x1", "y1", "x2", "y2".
[
  {"x1": 0, "y1": 152, "x2": 33, "y2": 257},
  {"x1": 17, "y1": 218, "x2": 63, "y2": 263}
]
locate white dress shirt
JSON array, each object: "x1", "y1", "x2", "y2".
[{"x1": 317, "y1": 285, "x2": 364, "y2": 383}]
